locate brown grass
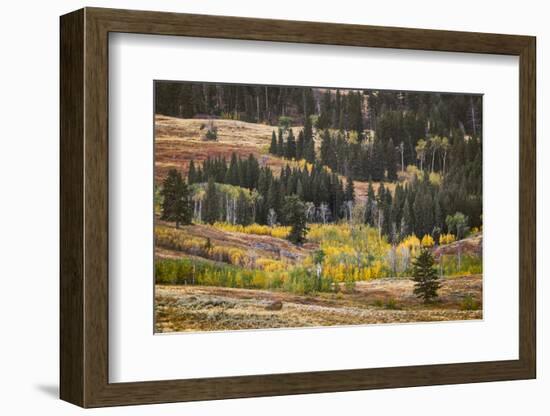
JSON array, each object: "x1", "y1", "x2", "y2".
[
  {"x1": 154, "y1": 115, "x2": 399, "y2": 202},
  {"x1": 155, "y1": 275, "x2": 482, "y2": 332}
]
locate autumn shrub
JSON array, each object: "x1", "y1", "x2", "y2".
[
  {"x1": 211, "y1": 222, "x2": 290, "y2": 239},
  {"x1": 421, "y1": 234, "x2": 435, "y2": 247},
  {"x1": 439, "y1": 233, "x2": 456, "y2": 245}
]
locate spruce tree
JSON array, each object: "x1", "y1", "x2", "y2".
[
  {"x1": 296, "y1": 130, "x2": 305, "y2": 160},
  {"x1": 411, "y1": 248, "x2": 441, "y2": 303},
  {"x1": 226, "y1": 153, "x2": 239, "y2": 185},
  {"x1": 188, "y1": 160, "x2": 197, "y2": 184},
  {"x1": 364, "y1": 180, "x2": 376, "y2": 226},
  {"x1": 161, "y1": 169, "x2": 192, "y2": 228},
  {"x1": 345, "y1": 176, "x2": 355, "y2": 202},
  {"x1": 303, "y1": 135, "x2": 316, "y2": 164},
  {"x1": 285, "y1": 129, "x2": 297, "y2": 159},
  {"x1": 386, "y1": 138, "x2": 398, "y2": 181},
  {"x1": 277, "y1": 128, "x2": 284, "y2": 156},
  {"x1": 282, "y1": 195, "x2": 309, "y2": 245},
  {"x1": 203, "y1": 177, "x2": 219, "y2": 224},
  {"x1": 269, "y1": 130, "x2": 278, "y2": 155}
]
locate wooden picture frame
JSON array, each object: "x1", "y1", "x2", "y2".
[{"x1": 60, "y1": 7, "x2": 536, "y2": 408}]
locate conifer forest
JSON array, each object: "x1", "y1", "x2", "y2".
[{"x1": 154, "y1": 81, "x2": 483, "y2": 332}]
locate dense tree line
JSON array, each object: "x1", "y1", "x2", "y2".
[
  {"x1": 155, "y1": 82, "x2": 317, "y2": 124},
  {"x1": 364, "y1": 162, "x2": 481, "y2": 244},
  {"x1": 164, "y1": 146, "x2": 481, "y2": 243},
  {"x1": 187, "y1": 153, "x2": 348, "y2": 227}
]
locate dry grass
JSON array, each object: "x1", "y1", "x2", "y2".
[
  {"x1": 155, "y1": 275, "x2": 482, "y2": 332},
  {"x1": 154, "y1": 115, "x2": 398, "y2": 201},
  {"x1": 155, "y1": 221, "x2": 317, "y2": 265},
  {"x1": 155, "y1": 115, "x2": 303, "y2": 183}
]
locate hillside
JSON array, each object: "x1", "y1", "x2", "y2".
[
  {"x1": 434, "y1": 233, "x2": 482, "y2": 257},
  {"x1": 154, "y1": 114, "x2": 394, "y2": 202}
]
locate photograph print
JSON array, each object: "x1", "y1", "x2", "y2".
[{"x1": 154, "y1": 81, "x2": 483, "y2": 333}]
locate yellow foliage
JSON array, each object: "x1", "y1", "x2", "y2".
[
  {"x1": 429, "y1": 172, "x2": 441, "y2": 185},
  {"x1": 421, "y1": 234, "x2": 435, "y2": 247},
  {"x1": 439, "y1": 233, "x2": 456, "y2": 245},
  {"x1": 212, "y1": 222, "x2": 290, "y2": 239},
  {"x1": 255, "y1": 258, "x2": 286, "y2": 272}
]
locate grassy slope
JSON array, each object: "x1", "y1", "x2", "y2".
[{"x1": 154, "y1": 114, "x2": 396, "y2": 201}]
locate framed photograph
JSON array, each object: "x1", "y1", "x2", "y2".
[{"x1": 60, "y1": 7, "x2": 536, "y2": 408}]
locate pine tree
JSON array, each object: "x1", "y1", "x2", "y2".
[
  {"x1": 364, "y1": 180, "x2": 376, "y2": 226},
  {"x1": 285, "y1": 129, "x2": 297, "y2": 159},
  {"x1": 411, "y1": 248, "x2": 441, "y2": 303},
  {"x1": 277, "y1": 128, "x2": 284, "y2": 156},
  {"x1": 161, "y1": 169, "x2": 192, "y2": 228},
  {"x1": 282, "y1": 195, "x2": 309, "y2": 245},
  {"x1": 317, "y1": 90, "x2": 332, "y2": 130},
  {"x1": 413, "y1": 183, "x2": 434, "y2": 237},
  {"x1": 226, "y1": 153, "x2": 239, "y2": 185},
  {"x1": 303, "y1": 135, "x2": 316, "y2": 163},
  {"x1": 296, "y1": 130, "x2": 305, "y2": 160},
  {"x1": 269, "y1": 130, "x2": 278, "y2": 155},
  {"x1": 371, "y1": 138, "x2": 385, "y2": 181},
  {"x1": 386, "y1": 138, "x2": 398, "y2": 181},
  {"x1": 203, "y1": 177, "x2": 219, "y2": 224},
  {"x1": 188, "y1": 160, "x2": 197, "y2": 184},
  {"x1": 345, "y1": 176, "x2": 355, "y2": 202},
  {"x1": 401, "y1": 196, "x2": 413, "y2": 237},
  {"x1": 236, "y1": 190, "x2": 251, "y2": 225}
]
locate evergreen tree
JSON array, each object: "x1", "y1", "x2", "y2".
[
  {"x1": 188, "y1": 160, "x2": 197, "y2": 184},
  {"x1": 401, "y1": 196, "x2": 413, "y2": 237},
  {"x1": 317, "y1": 90, "x2": 332, "y2": 130},
  {"x1": 282, "y1": 195, "x2": 309, "y2": 245},
  {"x1": 411, "y1": 248, "x2": 441, "y2": 303},
  {"x1": 296, "y1": 130, "x2": 305, "y2": 160},
  {"x1": 226, "y1": 153, "x2": 239, "y2": 185},
  {"x1": 364, "y1": 180, "x2": 376, "y2": 226},
  {"x1": 386, "y1": 138, "x2": 398, "y2": 181},
  {"x1": 269, "y1": 130, "x2": 278, "y2": 155},
  {"x1": 413, "y1": 183, "x2": 434, "y2": 237},
  {"x1": 285, "y1": 129, "x2": 297, "y2": 159},
  {"x1": 203, "y1": 177, "x2": 219, "y2": 224},
  {"x1": 161, "y1": 169, "x2": 192, "y2": 228},
  {"x1": 236, "y1": 190, "x2": 251, "y2": 225},
  {"x1": 303, "y1": 134, "x2": 316, "y2": 163},
  {"x1": 371, "y1": 138, "x2": 385, "y2": 181},
  {"x1": 277, "y1": 128, "x2": 284, "y2": 156},
  {"x1": 345, "y1": 176, "x2": 355, "y2": 202}
]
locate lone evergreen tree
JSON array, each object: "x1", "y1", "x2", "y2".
[
  {"x1": 161, "y1": 169, "x2": 192, "y2": 228},
  {"x1": 411, "y1": 248, "x2": 441, "y2": 303},
  {"x1": 282, "y1": 195, "x2": 309, "y2": 245}
]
